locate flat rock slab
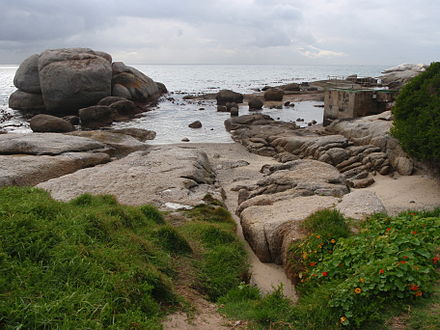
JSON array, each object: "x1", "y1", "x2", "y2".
[
  {"x1": 0, "y1": 133, "x2": 105, "y2": 155},
  {"x1": 66, "y1": 131, "x2": 148, "y2": 157},
  {"x1": 336, "y1": 190, "x2": 386, "y2": 219},
  {"x1": 0, "y1": 152, "x2": 110, "y2": 187},
  {"x1": 37, "y1": 146, "x2": 217, "y2": 207}
]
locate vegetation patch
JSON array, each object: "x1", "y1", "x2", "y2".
[
  {"x1": 0, "y1": 187, "x2": 248, "y2": 328},
  {"x1": 392, "y1": 61, "x2": 440, "y2": 161},
  {"x1": 220, "y1": 209, "x2": 440, "y2": 329}
]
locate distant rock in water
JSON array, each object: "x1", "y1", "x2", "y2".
[{"x1": 9, "y1": 48, "x2": 167, "y2": 118}]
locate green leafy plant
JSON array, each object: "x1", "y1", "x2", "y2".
[{"x1": 391, "y1": 62, "x2": 440, "y2": 161}]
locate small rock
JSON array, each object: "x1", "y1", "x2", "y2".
[
  {"x1": 263, "y1": 88, "x2": 284, "y2": 101},
  {"x1": 248, "y1": 96, "x2": 264, "y2": 110},
  {"x1": 189, "y1": 120, "x2": 202, "y2": 129},
  {"x1": 230, "y1": 107, "x2": 239, "y2": 116},
  {"x1": 181, "y1": 137, "x2": 190, "y2": 142},
  {"x1": 30, "y1": 114, "x2": 75, "y2": 133},
  {"x1": 217, "y1": 105, "x2": 228, "y2": 112}
]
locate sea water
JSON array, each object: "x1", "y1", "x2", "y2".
[{"x1": 0, "y1": 64, "x2": 387, "y2": 143}]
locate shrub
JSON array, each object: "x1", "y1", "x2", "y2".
[
  {"x1": 291, "y1": 212, "x2": 440, "y2": 327},
  {"x1": 391, "y1": 62, "x2": 440, "y2": 161}
]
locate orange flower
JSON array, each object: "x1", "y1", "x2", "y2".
[
  {"x1": 309, "y1": 262, "x2": 317, "y2": 267},
  {"x1": 316, "y1": 235, "x2": 321, "y2": 239},
  {"x1": 409, "y1": 212, "x2": 417, "y2": 216},
  {"x1": 399, "y1": 260, "x2": 407, "y2": 264},
  {"x1": 340, "y1": 316, "x2": 347, "y2": 323},
  {"x1": 415, "y1": 291, "x2": 423, "y2": 297},
  {"x1": 322, "y1": 272, "x2": 329, "y2": 277},
  {"x1": 354, "y1": 288, "x2": 362, "y2": 294},
  {"x1": 379, "y1": 269, "x2": 385, "y2": 274},
  {"x1": 402, "y1": 256, "x2": 409, "y2": 260},
  {"x1": 359, "y1": 278, "x2": 365, "y2": 283},
  {"x1": 386, "y1": 227, "x2": 392, "y2": 232},
  {"x1": 411, "y1": 231, "x2": 417, "y2": 235},
  {"x1": 433, "y1": 256, "x2": 439, "y2": 264},
  {"x1": 330, "y1": 239, "x2": 336, "y2": 244},
  {"x1": 409, "y1": 285, "x2": 419, "y2": 291}
]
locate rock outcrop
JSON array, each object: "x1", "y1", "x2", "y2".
[
  {"x1": 216, "y1": 90, "x2": 244, "y2": 105},
  {"x1": 9, "y1": 48, "x2": 166, "y2": 124},
  {"x1": 37, "y1": 146, "x2": 218, "y2": 208}
]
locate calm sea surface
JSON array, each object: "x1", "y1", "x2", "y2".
[{"x1": 0, "y1": 64, "x2": 387, "y2": 143}]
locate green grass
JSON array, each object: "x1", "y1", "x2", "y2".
[
  {"x1": 301, "y1": 209, "x2": 350, "y2": 239},
  {"x1": 0, "y1": 187, "x2": 249, "y2": 328}
]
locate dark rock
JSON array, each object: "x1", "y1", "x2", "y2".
[
  {"x1": 79, "y1": 105, "x2": 116, "y2": 129},
  {"x1": 13, "y1": 54, "x2": 41, "y2": 93},
  {"x1": 63, "y1": 115, "x2": 80, "y2": 125},
  {"x1": 216, "y1": 90, "x2": 243, "y2": 105},
  {"x1": 230, "y1": 107, "x2": 239, "y2": 116},
  {"x1": 8, "y1": 90, "x2": 45, "y2": 112},
  {"x1": 38, "y1": 48, "x2": 112, "y2": 114},
  {"x1": 30, "y1": 114, "x2": 75, "y2": 133},
  {"x1": 261, "y1": 86, "x2": 272, "y2": 91},
  {"x1": 112, "y1": 83, "x2": 132, "y2": 99},
  {"x1": 109, "y1": 99, "x2": 138, "y2": 115},
  {"x1": 264, "y1": 88, "x2": 284, "y2": 101},
  {"x1": 248, "y1": 96, "x2": 264, "y2": 110},
  {"x1": 98, "y1": 96, "x2": 127, "y2": 106},
  {"x1": 189, "y1": 120, "x2": 202, "y2": 128},
  {"x1": 217, "y1": 105, "x2": 228, "y2": 112},
  {"x1": 181, "y1": 137, "x2": 190, "y2": 142},
  {"x1": 156, "y1": 82, "x2": 168, "y2": 94},
  {"x1": 112, "y1": 62, "x2": 161, "y2": 102},
  {"x1": 282, "y1": 83, "x2": 300, "y2": 91}
]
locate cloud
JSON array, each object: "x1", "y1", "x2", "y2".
[{"x1": 0, "y1": 0, "x2": 438, "y2": 65}]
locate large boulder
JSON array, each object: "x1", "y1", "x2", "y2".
[
  {"x1": 8, "y1": 90, "x2": 45, "y2": 112},
  {"x1": 13, "y1": 54, "x2": 41, "y2": 93},
  {"x1": 30, "y1": 114, "x2": 75, "y2": 133},
  {"x1": 38, "y1": 48, "x2": 112, "y2": 114},
  {"x1": 216, "y1": 90, "x2": 244, "y2": 105},
  {"x1": 111, "y1": 62, "x2": 160, "y2": 102},
  {"x1": 336, "y1": 190, "x2": 386, "y2": 220}
]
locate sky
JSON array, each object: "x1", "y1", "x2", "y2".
[{"x1": 0, "y1": 0, "x2": 438, "y2": 65}]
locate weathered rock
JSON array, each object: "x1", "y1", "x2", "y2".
[
  {"x1": 189, "y1": 121, "x2": 202, "y2": 128},
  {"x1": 79, "y1": 105, "x2": 115, "y2": 129},
  {"x1": 156, "y1": 82, "x2": 168, "y2": 94},
  {"x1": 37, "y1": 146, "x2": 217, "y2": 207},
  {"x1": 109, "y1": 99, "x2": 138, "y2": 115},
  {"x1": 8, "y1": 90, "x2": 45, "y2": 112},
  {"x1": 98, "y1": 96, "x2": 127, "y2": 106},
  {"x1": 13, "y1": 54, "x2": 41, "y2": 93},
  {"x1": 63, "y1": 115, "x2": 80, "y2": 125},
  {"x1": 394, "y1": 156, "x2": 414, "y2": 176},
  {"x1": 0, "y1": 133, "x2": 105, "y2": 155},
  {"x1": 216, "y1": 90, "x2": 243, "y2": 105},
  {"x1": 66, "y1": 131, "x2": 148, "y2": 157},
  {"x1": 264, "y1": 88, "x2": 284, "y2": 101},
  {"x1": 347, "y1": 176, "x2": 375, "y2": 188},
  {"x1": 230, "y1": 107, "x2": 239, "y2": 116},
  {"x1": 241, "y1": 195, "x2": 339, "y2": 263},
  {"x1": 110, "y1": 128, "x2": 156, "y2": 141},
  {"x1": 217, "y1": 105, "x2": 228, "y2": 112},
  {"x1": 112, "y1": 62, "x2": 160, "y2": 102},
  {"x1": 30, "y1": 114, "x2": 75, "y2": 133},
  {"x1": 248, "y1": 96, "x2": 264, "y2": 110},
  {"x1": 336, "y1": 190, "x2": 386, "y2": 219},
  {"x1": 282, "y1": 83, "x2": 300, "y2": 91},
  {"x1": 0, "y1": 152, "x2": 110, "y2": 187},
  {"x1": 112, "y1": 83, "x2": 132, "y2": 99},
  {"x1": 39, "y1": 48, "x2": 112, "y2": 114}
]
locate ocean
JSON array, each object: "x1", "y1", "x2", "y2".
[{"x1": 0, "y1": 64, "x2": 388, "y2": 143}]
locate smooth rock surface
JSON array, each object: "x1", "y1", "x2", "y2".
[
  {"x1": 0, "y1": 152, "x2": 110, "y2": 187},
  {"x1": 13, "y1": 54, "x2": 41, "y2": 93},
  {"x1": 37, "y1": 146, "x2": 217, "y2": 207},
  {"x1": 8, "y1": 90, "x2": 45, "y2": 112},
  {"x1": 30, "y1": 114, "x2": 75, "y2": 133},
  {"x1": 336, "y1": 190, "x2": 386, "y2": 219},
  {"x1": 0, "y1": 133, "x2": 105, "y2": 155}
]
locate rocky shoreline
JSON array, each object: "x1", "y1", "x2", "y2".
[{"x1": 1, "y1": 52, "x2": 438, "y2": 322}]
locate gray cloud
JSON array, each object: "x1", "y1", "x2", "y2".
[{"x1": 0, "y1": 0, "x2": 438, "y2": 65}]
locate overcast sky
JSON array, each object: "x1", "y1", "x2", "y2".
[{"x1": 0, "y1": 0, "x2": 438, "y2": 65}]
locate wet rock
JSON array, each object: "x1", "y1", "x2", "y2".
[
  {"x1": 281, "y1": 83, "x2": 300, "y2": 91},
  {"x1": 112, "y1": 83, "x2": 132, "y2": 99},
  {"x1": 189, "y1": 120, "x2": 202, "y2": 128},
  {"x1": 248, "y1": 96, "x2": 264, "y2": 110},
  {"x1": 230, "y1": 107, "x2": 239, "y2": 117},
  {"x1": 182, "y1": 137, "x2": 190, "y2": 142},
  {"x1": 216, "y1": 89, "x2": 243, "y2": 105},
  {"x1": 217, "y1": 105, "x2": 228, "y2": 112},
  {"x1": 8, "y1": 90, "x2": 45, "y2": 112},
  {"x1": 156, "y1": 82, "x2": 168, "y2": 94},
  {"x1": 30, "y1": 114, "x2": 75, "y2": 133},
  {"x1": 264, "y1": 88, "x2": 284, "y2": 101},
  {"x1": 79, "y1": 105, "x2": 116, "y2": 129}
]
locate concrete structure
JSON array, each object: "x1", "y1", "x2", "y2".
[{"x1": 323, "y1": 89, "x2": 396, "y2": 126}]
